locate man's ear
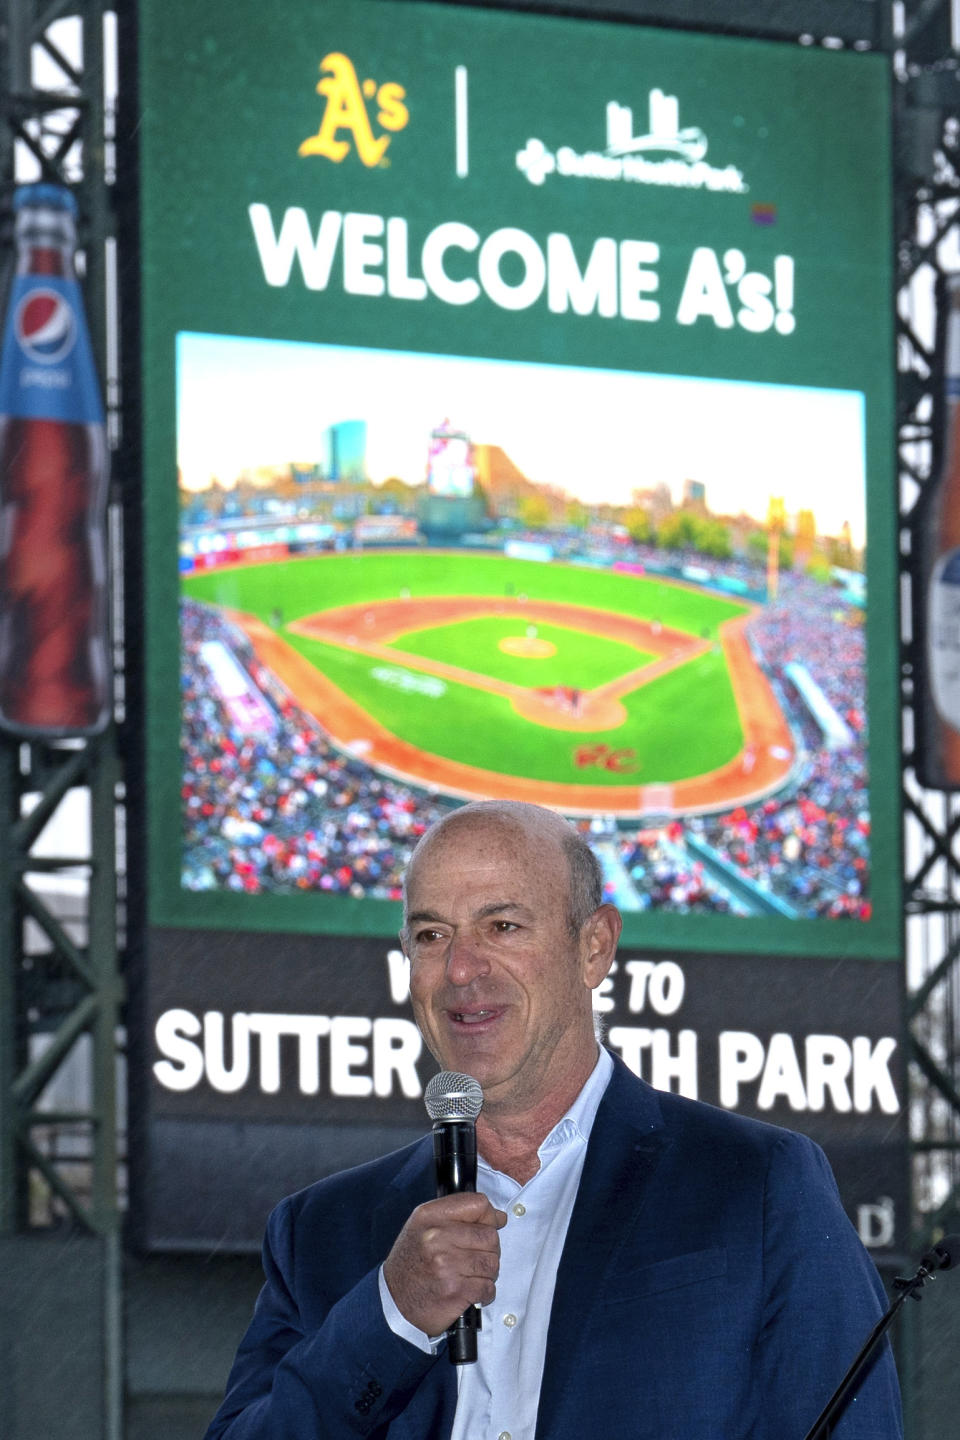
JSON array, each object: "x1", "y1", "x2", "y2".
[{"x1": 581, "y1": 903, "x2": 622, "y2": 989}]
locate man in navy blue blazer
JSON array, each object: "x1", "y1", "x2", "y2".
[{"x1": 206, "y1": 800, "x2": 902, "y2": 1440}]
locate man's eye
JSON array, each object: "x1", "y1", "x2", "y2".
[
  {"x1": 415, "y1": 928, "x2": 443, "y2": 944},
  {"x1": 493, "y1": 920, "x2": 519, "y2": 933}
]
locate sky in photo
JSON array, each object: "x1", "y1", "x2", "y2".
[{"x1": 177, "y1": 332, "x2": 867, "y2": 547}]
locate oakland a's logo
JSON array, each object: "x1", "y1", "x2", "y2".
[{"x1": 299, "y1": 52, "x2": 409, "y2": 167}]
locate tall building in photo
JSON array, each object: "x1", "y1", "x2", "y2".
[
  {"x1": 632, "y1": 483, "x2": 673, "y2": 529},
  {"x1": 683, "y1": 478, "x2": 707, "y2": 512},
  {"x1": 321, "y1": 419, "x2": 367, "y2": 484}
]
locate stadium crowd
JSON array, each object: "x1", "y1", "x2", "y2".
[
  {"x1": 688, "y1": 573, "x2": 869, "y2": 919},
  {"x1": 612, "y1": 826, "x2": 740, "y2": 914},
  {"x1": 181, "y1": 601, "x2": 449, "y2": 897}
]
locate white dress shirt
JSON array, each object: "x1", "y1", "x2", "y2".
[{"x1": 380, "y1": 1047, "x2": 614, "y2": 1440}]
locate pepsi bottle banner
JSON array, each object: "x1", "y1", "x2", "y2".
[
  {"x1": 0, "y1": 276, "x2": 105, "y2": 425},
  {"x1": 0, "y1": 180, "x2": 111, "y2": 739}
]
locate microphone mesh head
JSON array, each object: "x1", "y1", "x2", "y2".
[{"x1": 424, "y1": 1071, "x2": 484, "y2": 1122}]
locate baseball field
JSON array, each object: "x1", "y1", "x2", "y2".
[{"x1": 182, "y1": 549, "x2": 796, "y2": 816}]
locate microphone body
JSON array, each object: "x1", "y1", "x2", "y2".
[
  {"x1": 424, "y1": 1071, "x2": 484, "y2": 1365},
  {"x1": 433, "y1": 1117, "x2": 478, "y2": 1199},
  {"x1": 432, "y1": 1117, "x2": 481, "y2": 1363}
]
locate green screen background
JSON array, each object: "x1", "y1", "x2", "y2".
[{"x1": 137, "y1": 0, "x2": 900, "y2": 957}]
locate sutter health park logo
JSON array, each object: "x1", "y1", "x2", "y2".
[
  {"x1": 299, "y1": 52, "x2": 409, "y2": 167},
  {"x1": 518, "y1": 87, "x2": 747, "y2": 193}
]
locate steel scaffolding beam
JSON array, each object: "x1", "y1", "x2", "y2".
[
  {"x1": 0, "y1": 7, "x2": 123, "y2": 1436},
  {"x1": 0, "y1": 0, "x2": 122, "y2": 1246},
  {"x1": 896, "y1": 1, "x2": 960, "y2": 1247}
]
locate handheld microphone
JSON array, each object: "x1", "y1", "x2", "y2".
[{"x1": 424, "y1": 1070, "x2": 484, "y2": 1365}]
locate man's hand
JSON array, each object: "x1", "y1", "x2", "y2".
[{"x1": 383, "y1": 1192, "x2": 508, "y2": 1337}]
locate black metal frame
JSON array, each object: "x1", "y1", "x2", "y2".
[
  {"x1": 893, "y1": 4, "x2": 960, "y2": 1240},
  {"x1": 0, "y1": 0, "x2": 122, "y2": 1242}
]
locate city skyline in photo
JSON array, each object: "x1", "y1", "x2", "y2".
[{"x1": 177, "y1": 332, "x2": 868, "y2": 548}]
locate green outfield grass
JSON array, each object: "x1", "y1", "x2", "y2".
[
  {"x1": 182, "y1": 549, "x2": 750, "y2": 785},
  {"x1": 183, "y1": 549, "x2": 747, "y2": 636},
  {"x1": 283, "y1": 632, "x2": 740, "y2": 783},
  {"x1": 386, "y1": 617, "x2": 655, "y2": 690}
]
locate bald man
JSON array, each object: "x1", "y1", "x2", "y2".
[{"x1": 206, "y1": 800, "x2": 902, "y2": 1440}]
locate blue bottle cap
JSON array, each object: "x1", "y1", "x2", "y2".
[{"x1": 12, "y1": 182, "x2": 77, "y2": 214}]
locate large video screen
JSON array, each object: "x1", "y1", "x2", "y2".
[
  {"x1": 133, "y1": 0, "x2": 903, "y2": 1246},
  {"x1": 140, "y1": 0, "x2": 898, "y2": 958}
]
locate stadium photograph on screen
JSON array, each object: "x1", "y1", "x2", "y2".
[{"x1": 177, "y1": 332, "x2": 870, "y2": 925}]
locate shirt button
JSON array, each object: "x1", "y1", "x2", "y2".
[
  {"x1": 503, "y1": 1313, "x2": 518, "y2": 1328},
  {"x1": 498, "y1": 1432, "x2": 512, "y2": 1440},
  {"x1": 512, "y1": 1202, "x2": 526, "y2": 1217}
]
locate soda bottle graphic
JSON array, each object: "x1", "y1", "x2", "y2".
[
  {"x1": 919, "y1": 274, "x2": 960, "y2": 788},
  {"x1": 0, "y1": 182, "x2": 109, "y2": 737}
]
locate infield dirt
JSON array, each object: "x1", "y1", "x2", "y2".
[{"x1": 231, "y1": 593, "x2": 794, "y2": 817}]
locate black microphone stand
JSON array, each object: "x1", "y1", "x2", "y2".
[{"x1": 802, "y1": 1236, "x2": 958, "y2": 1440}]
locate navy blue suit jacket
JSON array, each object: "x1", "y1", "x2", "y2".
[{"x1": 206, "y1": 1055, "x2": 902, "y2": 1439}]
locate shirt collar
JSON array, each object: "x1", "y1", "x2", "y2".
[{"x1": 539, "y1": 1044, "x2": 614, "y2": 1155}]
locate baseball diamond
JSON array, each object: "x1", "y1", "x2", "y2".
[{"x1": 182, "y1": 550, "x2": 796, "y2": 817}]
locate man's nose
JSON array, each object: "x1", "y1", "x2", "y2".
[{"x1": 445, "y1": 930, "x2": 491, "y2": 986}]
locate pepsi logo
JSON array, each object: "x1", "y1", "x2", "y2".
[{"x1": 14, "y1": 287, "x2": 76, "y2": 364}]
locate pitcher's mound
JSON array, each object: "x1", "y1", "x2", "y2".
[{"x1": 499, "y1": 636, "x2": 557, "y2": 658}]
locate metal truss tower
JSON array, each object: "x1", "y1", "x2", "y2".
[
  {"x1": 0, "y1": 0, "x2": 121, "y2": 1241},
  {"x1": 895, "y1": 1, "x2": 960, "y2": 1242},
  {"x1": 0, "y1": 2, "x2": 122, "y2": 1435}
]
